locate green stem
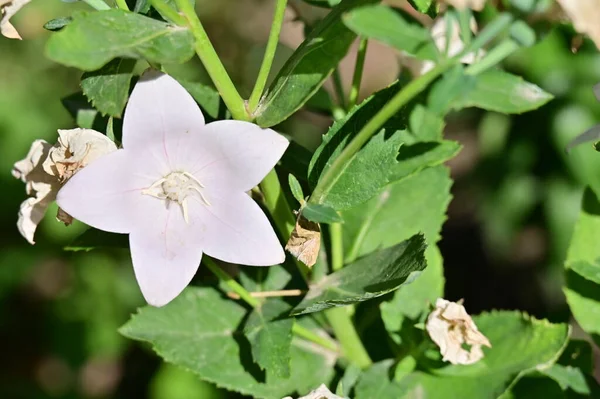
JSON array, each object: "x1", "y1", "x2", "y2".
[
  {"x1": 203, "y1": 257, "x2": 338, "y2": 352},
  {"x1": 332, "y1": 68, "x2": 347, "y2": 110},
  {"x1": 174, "y1": 0, "x2": 249, "y2": 121},
  {"x1": 259, "y1": 170, "x2": 311, "y2": 282},
  {"x1": 150, "y1": 0, "x2": 186, "y2": 25},
  {"x1": 347, "y1": 38, "x2": 368, "y2": 110},
  {"x1": 310, "y1": 60, "x2": 455, "y2": 205},
  {"x1": 115, "y1": 0, "x2": 130, "y2": 11},
  {"x1": 248, "y1": 0, "x2": 288, "y2": 113},
  {"x1": 465, "y1": 39, "x2": 519, "y2": 76},
  {"x1": 83, "y1": 0, "x2": 111, "y2": 10},
  {"x1": 330, "y1": 223, "x2": 344, "y2": 272},
  {"x1": 325, "y1": 307, "x2": 372, "y2": 368}
]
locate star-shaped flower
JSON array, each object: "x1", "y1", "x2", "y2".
[{"x1": 57, "y1": 71, "x2": 289, "y2": 306}]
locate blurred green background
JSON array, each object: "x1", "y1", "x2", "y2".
[{"x1": 2, "y1": 0, "x2": 600, "y2": 398}]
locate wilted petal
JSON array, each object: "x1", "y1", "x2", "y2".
[
  {"x1": 57, "y1": 149, "x2": 162, "y2": 234},
  {"x1": 426, "y1": 298, "x2": 491, "y2": 365},
  {"x1": 122, "y1": 70, "x2": 205, "y2": 158},
  {"x1": 558, "y1": 0, "x2": 600, "y2": 50},
  {"x1": 12, "y1": 139, "x2": 51, "y2": 183},
  {"x1": 195, "y1": 188, "x2": 285, "y2": 266},
  {"x1": 185, "y1": 120, "x2": 289, "y2": 191},
  {"x1": 129, "y1": 203, "x2": 203, "y2": 307},
  {"x1": 17, "y1": 181, "x2": 57, "y2": 245},
  {"x1": 1, "y1": 0, "x2": 30, "y2": 40},
  {"x1": 43, "y1": 129, "x2": 117, "y2": 182},
  {"x1": 286, "y1": 215, "x2": 321, "y2": 267}
]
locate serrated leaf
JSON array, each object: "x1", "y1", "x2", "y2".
[
  {"x1": 343, "y1": 5, "x2": 437, "y2": 60},
  {"x1": 564, "y1": 188, "x2": 600, "y2": 342},
  {"x1": 81, "y1": 58, "x2": 136, "y2": 117},
  {"x1": 65, "y1": 228, "x2": 128, "y2": 252},
  {"x1": 452, "y1": 69, "x2": 553, "y2": 114},
  {"x1": 255, "y1": 0, "x2": 377, "y2": 127},
  {"x1": 43, "y1": 17, "x2": 72, "y2": 31},
  {"x1": 342, "y1": 166, "x2": 452, "y2": 261},
  {"x1": 120, "y1": 287, "x2": 336, "y2": 399},
  {"x1": 244, "y1": 299, "x2": 293, "y2": 379},
  {"x1": 302, "y1": 203, "x2": 343, "y2": 224},
  {"x1": 356, "y1": 312, "x2": 570, "y2": 399},
  {"x1": 289, "y1": 174, "x2": 305, "y2": 204},
  {"x1": 46, "y1": 10, "x2": 195, "y2": 71},
  {"x1": 291, "y1": 234, "x2": 427, "y2": 315}
]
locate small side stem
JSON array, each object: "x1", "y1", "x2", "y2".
[
  {"x1": 259, "y1": 170, "x2": 311, "y2": 282},
  {"x1": 310, "y1": 60, "x2": 455, "y2": 205},
  {"x1": 332, "y1": 68, "x2": 347, "y2": 110},
  {"x1": 83, "y1": 0, "x2": 111, "y2": 10},
  {"x1": 465, "y1": 39, "x2": 519, "y2": 76},
  {"x1": 248, "y1": 0, "x2": 288, "y2": 113},
  {"x1": 347, "y1": 38, "x2": 368, "y2": 110},
  {"x1": 174, "y1": 0, "x2": 249, "y2": 121},
  {"x1": 203, "y1": 257, "x2": 338, "y2": 352},
  {"x1": 150, "y1": 0, "x2": 186, "y2": 26},
  {"x1": 325, "y1": 307, "x2": 372, "y2": 368},
  {"x1": 115, "y1": 0, "x2": 130, "y2": 11}
]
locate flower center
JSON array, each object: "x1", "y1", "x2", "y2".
[{"x1": 142, "y1": 171, "x2": 210, "y2": 223}]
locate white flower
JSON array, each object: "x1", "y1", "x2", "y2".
[
  {"x1": 406, "y1": 16, "x2": 483, "y2": 76},
  {"x1": 557, "y1": 0, "x2": 600, "y2": 50},
  {"x1": 56, "y1": 71, "x2": 289, "y2": 307},
  {"x1": 1, "y1": 0, "x2": 30, "y2": 40},
  {"x1": 426, "y1": 298, "x2": 491, "y2": 365},
  {"x1": 282, "y1": 384, "x2": 344, "y2": 399},
  {"x1": 12, "y1": 129, "x2": 117, "y2": 244}
]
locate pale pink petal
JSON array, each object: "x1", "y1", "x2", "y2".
[
  {"x1": 180, "y1": 121, "x2": 289, "y2": 192},
  {"x1": 56, "y1": 149, "x2": 163, "y2": 234},
  {"x1": 122, "y1": 71, "x2": 205, "y2": 162},
  {"x1": 193, "y1": 188, "x2": 285, "y2": 266},
  {"x1": 129, "y1": 204, "x2": 203, "y2": 307}
]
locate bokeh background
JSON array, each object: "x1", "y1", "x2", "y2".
[{"x1": 2, "y1": 0, "x2": 600, "y2": 397}]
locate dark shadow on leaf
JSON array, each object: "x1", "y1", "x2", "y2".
[
  {"x1": 396, "y1": 142, "x2": 440, "y2": 162},
  {"x1": 234, "y1": 312, "x2": 266, "y2": 383},
  {"x1": 566, "y1": 269, "x2": 600, "y2": 302},
  {"x1": 582, "y1": 187, "x2": 600, "y2": 216}
]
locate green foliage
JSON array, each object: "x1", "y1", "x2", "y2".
[
  {"x1": 343, "y1": 5, "x2": 437, "y2": 60},
  {"x1": 301, "y1": 203, "x2": 343, "y2": 224},
  {"x1": 355, "y1": 312, "x2": 570, "y2": 399},
  {"x1": 288, "y1": 174, "x2": 305, "y2": 204},
  {"x1": 46, "y1": 10, "x2": 195, "y2": 71},
  {"x1": 255, "y1": 0, "x2": 378, "y2": 127},
  {"x1": 121, "y1": 288, "x2": 336, "y2": 399},
  {"x1": 244, "y1": 299, "x2": 293, "y2": 379},
  {"x1": 43, "y1": 17, "x2": 72, "y2": 31},
  {"x1": 291, "y1": 234, "x2": 427, "y2": 315},
  {"x1": 65, "y1": 228, "x2": 128, "y2": 251},
  {"x1": 81, "y1": 58, "x2": 136, "y2": 117}
]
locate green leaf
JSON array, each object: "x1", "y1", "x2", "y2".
[
  {"x1": 255, "y1": 0, "x2": 377, "y2": 127},
  {"x1": 46, "y1": 10, "x2": 195, "y2": 71},
  {"x1": 291, "y1": 234, "x2": 427, "y2": 315},
  {"x1": 301, "y1": 203, "x2": 343, "y2": 224},
  {"x1": 121, "y1": 287, "x2": 336, "y2": 398},
  {"x1": 174, "y1": 78, "x2": 225, "y2": 121},
  {"x1": 427, "y1": 66, "x2": 477, "y2": 115},
  {"x1": 244, "y1": 299, "x2": 293, "y2": 379},
  {"x1": 356, "y1": 312, "x2": 570, "y2": 399},
  {"x1": 65, "y1": 228, "x2": 128, "y2": 252},
  {"x1": 564, "y1": 188, "x2": 600, "y2": 341},
  {"x1": 43, "y1": 17, "x2": 72, "y2": 31},
  {"x1": 452, "y1": 69, "x2": 553, "y2": 114},
  {"x1": 288, "y1": 174, "x2": 305, "y2": 204},
  {"x1": 343, "y1": 5, "x2": 437, "y2": 60},
  {"x1": 81, "y1": 58, "x2": 136, "y2": 117},
  {"x1": 239, "y1": 266, "x2": 292, "y2": 293},
  {"x1": 407, "y1": 0, "x2": 436, "y2": 15},
  {"x1": 61, "y1": 92, "x2": 108, "y2": 130},
  {"x1": 342, "y1": 166, "x2": 452, "y2": 261},
  {"x1": 336, "y1": 364, "x2": 362, "y2": 397}
]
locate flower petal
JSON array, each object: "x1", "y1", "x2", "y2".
[
  {"x1": 56, "y1": 149, "x2": 162, "y2": 234},
  {"x1": 194, "y1": 188, "x2": 285, "y2": 266},
  {"x1": 183, "y1": 121, "x2": 289, "y2": 192},
  {"x1": 122, "y1": 71, "x2": 205, "y2": 158},
  {"x1": 129, "y1": 205, "x2": 203, "y2": 307}
]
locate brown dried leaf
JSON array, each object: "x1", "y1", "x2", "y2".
[{"x1": 285, "y1": 215, "x2": 321, "y2": 267}]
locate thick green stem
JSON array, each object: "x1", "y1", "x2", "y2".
[
  {"x1": 203, "y1": 257, "x2": 338, "y2": 352},
  {"x1": 150, "y1": 0, "x2": 187, "y2": 27},
  {"x1": 115, "y1": 0, "x2": 130, "y2": 11},
  {"x1": 330, "y1": 223, "x2": 344, "y2": 272},
  {"x1": 83, "y1": 0, "x2": 111, "y2": 10},
  {"x1": 248, "y1": 0, "x2": 288, "y2": 113},
  {"x1": 325, "y1": 307, "x2": 372, "y2": 368},
  {"x1": 347, "y1": 38, "x2": 368, "y2": 110},
  {"x1": 174, "y1": 0, "x2": 249, "y2": 121},
  {"x1": 259, "y1": 170, "x2": 311, "y2": 282},
  {"x1": 310, "y1": 60, "x2": 455, "y2": 205}
]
